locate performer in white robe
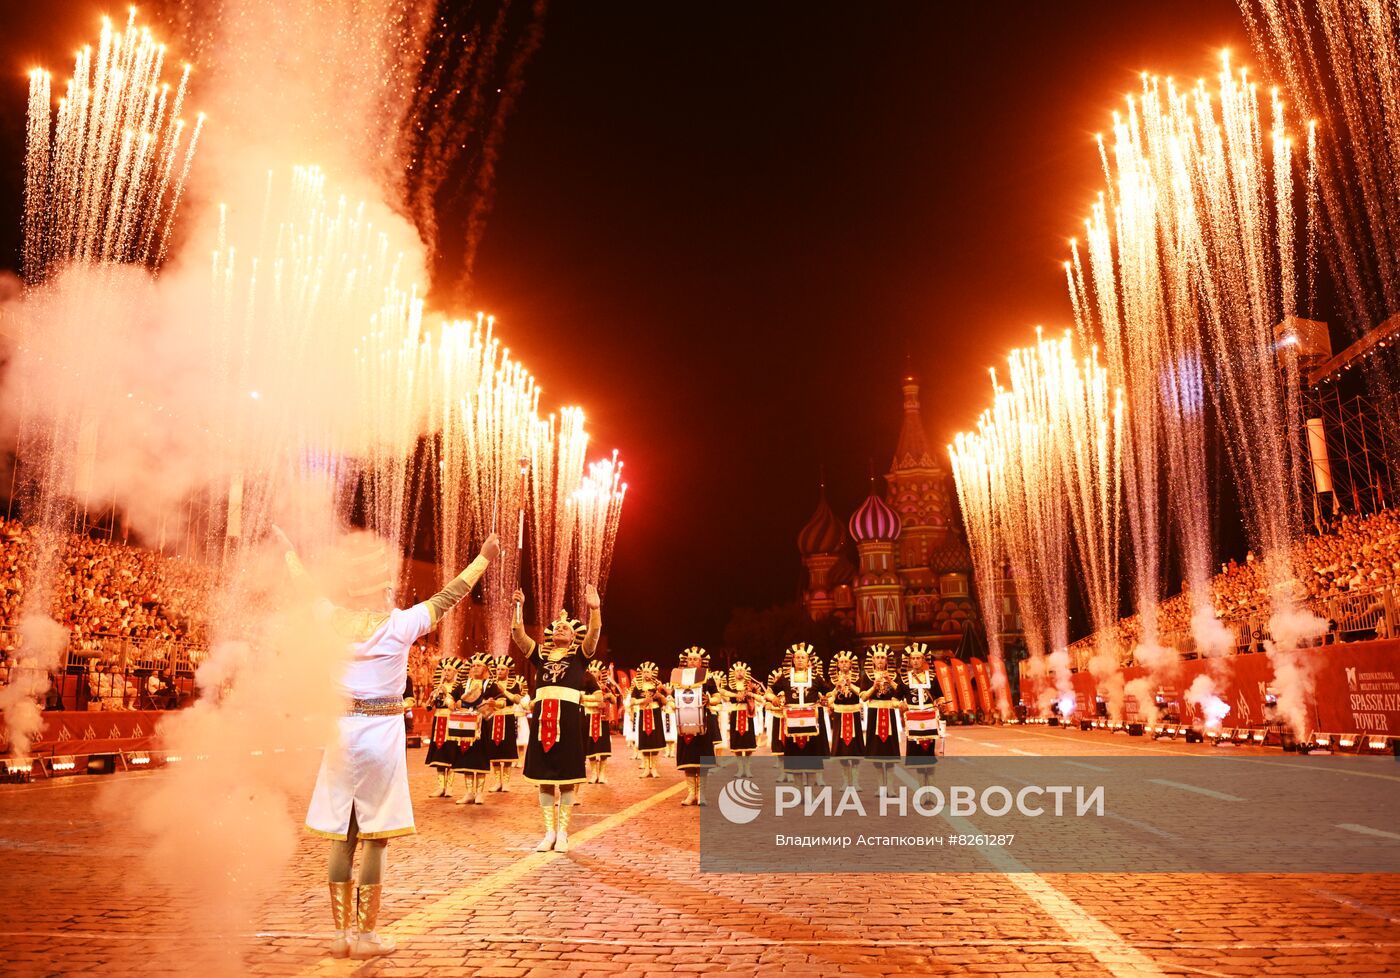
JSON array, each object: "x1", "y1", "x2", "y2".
[{"x1": 283, "y1": 527, "x2": 498, "y2": 960}]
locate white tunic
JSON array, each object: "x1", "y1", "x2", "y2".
[{"x1": 305, "y1": 603, "x2": 433, "y2": 841}]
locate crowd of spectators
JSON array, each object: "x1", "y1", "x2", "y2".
[
  {"x1": 0, "y1": 516, "x2": 218, "y2": 709},
  {"x1": 1105, "y1": 508, "x2": 1399, "y2": 655}
]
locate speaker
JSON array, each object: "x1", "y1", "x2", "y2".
[
  {"x1": 1184, "y1": 728, "x2": 1203, "y2": 744},
  {"x1": 86, "y1": 753, "x2": 118, "y2": 775},
  {"x1": 1079, "y1": 720, "x2": 1092, "y2": 731},
  {"x1": 1048, "y1": 717, "x2": 1060, "y2": 727},
  {"x1": 405, "y1": 735, "x2": 422, "y2": 749},
  {"x1": 1127, "y1": 722, "x2": 1144, "y2": 736}
]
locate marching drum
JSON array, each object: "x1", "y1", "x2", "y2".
[
  {"x1": 784, "y1": 705, "x2": 820, "y2": 737},
  {"x1": 672, "y1": 685, "x2": 706, "y2": 736},
  {"x1": 906, "y1": 709, "x2": 940, "y2": 739},
  {"x1": 447, "y1": 710, "x2": 479, "y2": 742}
]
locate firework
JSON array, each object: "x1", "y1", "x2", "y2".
[
  {"x1": 572, "y1": 451, "x2": 628, "y2": 613},
  {"x1": 23, "y1": 11, "x2": 202, "y2": 284}
]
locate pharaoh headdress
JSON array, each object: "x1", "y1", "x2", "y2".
[
  {"x1": 863, "y1": 642, "x2": 900, "y2": 681},
  {"x1": 830, "y1": 649, "x2": 860, "y2": 678},
  {"x1": 546, "y1": 609, "x2": 589, "y2": 655}
]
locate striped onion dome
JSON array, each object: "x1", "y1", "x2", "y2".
[
  {"x1": 797, "y1": 490, "x2": 844, "y2": 556},
  {"x1": 848, "y1": 490, "x2": 902, "y2": 543}
]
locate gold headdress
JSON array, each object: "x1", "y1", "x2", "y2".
[
  {"x1": 678, "y1": 645, "x2": 710, "y2": 668},
  {"x1": 830, "y1": 650, "x2": 860, "y2": 676},
  {"x1": 782, "y1": 642, "x2": 822, "y2": 677},
  {"x1": 864, "y1": 642, "x2": 899, "y2": 680},
  {"x1": 466, "y1": 652, "x2": 492, "y2": 670},
  {"x1": 493, "y1": 654, "x2": 515, "y2": 673},
  {"x1": 548, "y1": 609, "x2": 588, "y2": 653},
  {"x1": 636, "y1": 661, "x2": 659, "y2": 683},
  {"x1": 432, "y1": 655, "x2": 465, "y2": 689}
]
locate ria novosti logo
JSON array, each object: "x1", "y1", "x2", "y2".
[
  {"x1": 717, "y1": 777, "x2": 764, "y2": 824},
  {"x1": 715, "y1": 775, "x2": 1105, "y2": 823}
]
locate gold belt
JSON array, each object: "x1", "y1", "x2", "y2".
[
  {"x1": 832, "y1": 704, "x2": 862, "y2": 714},
  {"x1": 866, "y1": 699, "x2": 899, "y2": 709},
  {"x1": 347, "y1": 697, "x2": 405, "y2": 717},
  {"x1": 535, "y1": 685, "x2": 582, "y2": 704}
]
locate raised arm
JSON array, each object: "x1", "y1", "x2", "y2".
[
  {"x1": 510, "y1": 588, "x2": 537, "y2": 656},
  {"x1": 424, "y1": 534, "x2": 499, "y2": 629},
  {"x1": 581, "y1": 584, "x2": 602, "y2": 657}
]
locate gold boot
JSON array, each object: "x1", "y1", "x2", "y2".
[
  {"x1": 680, "y1": 774, "x2": 695, "y2": 806},
  {"x1": 534, "y1": 805, "x2": 557, "y2": 852},
  {"x1": 426, "y1": 769, "x2": 448, "y2": 799},
  {"x1": 597, "y1": 757, "x2": 609, "y2": 784},
  {"x1": 501, "y1": 766, "x2": 512, "y2": 792},
  {"x1": 349, "y1": 883, "x2": 395, "y2": 959},
  {"x1": 473, "y1": 773, "x2": 486, "y2": 804},
  {"x1": 328, "y1": 881, "x2": 354, "y2": 958},
  {"x1": 695, "y1": 774, "x2": 707, "y2": 806},
  {"x1": 555, "y1": 803, "x2": 572, "y2": 852}
]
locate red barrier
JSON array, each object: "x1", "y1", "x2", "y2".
[
  {"x1": 6, "y1": 710, "x2": 165, "y2": 760},
  {"x1": 970, "y1": 658, "x2": 994, "y2": 714},
  {"x1": 1021, "y1": 638, "x2": 1400, "y2": 734},
  {"x1": 933, "y1": 660, "x2": 959, "y2": 712},
  {"x1": 951, "y1": 659, "x2": 976, "y2": 716}
]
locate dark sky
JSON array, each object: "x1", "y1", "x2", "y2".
[{"x1": 0, "y1": 1, "x2": 1251, "y2": 663}]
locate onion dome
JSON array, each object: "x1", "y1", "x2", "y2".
[
  {"x1": 849, "y1": 489, "x2": 902, "y2": 543},
  {"x1": 929, "y1": 534, "x2": 972, "y2": 573},
  {"x1": 798, "y1": 489, "x2": 844, "y2": 556}
]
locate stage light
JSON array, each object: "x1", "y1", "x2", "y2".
[
  {"x1": 1233, "y1": 728, "x2": 1250, "y2": 743},
  {"x1": 50, "y1": 755, "x2": 78, "y2": 775},
  {"x1": 1251, "y1": 730, "x2": 1266, "y2": 744},
  {"x1": 1311, "y1": 733, "x2": 1333, "y2": 753},
  {"x1": 127, "y1": 752, "x2": 151, "y2": 766},
  {"x1": 1336, "y1": 735, "x2": 1356, "y2": 752}
]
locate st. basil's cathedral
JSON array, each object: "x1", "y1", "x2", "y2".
[{"x1": 797, "y1": 370, "x2": 1018, "y2": 655}]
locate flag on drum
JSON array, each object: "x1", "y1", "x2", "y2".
[
  {"x1": 785, "y1": 705, "x2": 820, "y2": 737},
  {"x1": 906, "y1": 709, "x2": 939, "y2": 738},
  {"x1": 447, "y1": 711, "x2": 478, "y2": 741}
]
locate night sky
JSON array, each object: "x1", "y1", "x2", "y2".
[{"x1": 0, "y1": 1, "x2": 1251, "y2": 663}]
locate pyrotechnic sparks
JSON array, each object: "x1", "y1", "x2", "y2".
[
  {"x1": 949, "y1": 424, "x2": 1012, "y2": 718},
  {"x1": 23, "y1": 11, "x2": 203, "y2": 284},
  {"x1": 529, "y1": 408, "x2": 589, "y2": 623},
  {"x1": 572, "y1": 451, "x2": 628, "y2": 612}
]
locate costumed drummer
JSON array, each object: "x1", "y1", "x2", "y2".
[
  {"x1": 486, "y1": 655, "x2": 525, "y2": 793},
  {"x1": 859, "y1": 643, "x2": 907, "y2": 791},
  {"x1": 584, "y1": 659, "x2": 619, "y2": 785},
  {"x1": 510, "y1": 585, "x2": 603, "y2": 853},
  {"x1": 767, "y1": 643, "x2": 831, "y2": 784},
  {"x1": 448, "y1": 653, "x2": 505, "y2": 806},
  {"x1": 824, "y1": 650, "x2": 865, "y2": 789},
  {"x1": 631, "y1": 661, "x2": 667, "y2": 776},
  {"x1": 902, "y1": 643, "x2": 948, "y2": 785},
  {"x1": 284, "y1": 526, "x2": 498, "y2": 960},
  {"x1": 721, "y1": 661, "x2": 761, "y2": 778},
  {"x1": 423, "y1": 657, "x2": 465, "y2": 798},
  {"x1": 670, "y1": 646, "x2": 721, "y2": 806}
]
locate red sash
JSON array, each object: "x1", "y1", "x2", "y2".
[
  {"x1": 876, "y1": 707, "x2": 891, "y2": 743},
  {"x1": 589, "y1": 712, "x2": 602, "y2": 740},
  {"x1": 431, "y1": 713, "x2": 450, "y2": 747},
  {"x1": 840, "y1": 712, "x2": 856, "y2": 745},
  {"x1": 540, "y1": 700, "x2": 560, "y2": 752},
  {"x1": 643, "y1": 707, "x2": 654, "y2": 735},
  {"x1": 492, "y1": 714, "x2": 506, "y2": 743},
  {"x1": 736, "y1": 707, "x2": 749, "y2": 735}
]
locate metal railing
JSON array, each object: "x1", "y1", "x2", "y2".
[{"x1": 1, "y1": 625, "x2": 207, "y2": 710}]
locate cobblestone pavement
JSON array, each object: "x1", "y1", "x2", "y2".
[{"x1": 1, "y1": 724, "x2": 1397, "y2": 977}]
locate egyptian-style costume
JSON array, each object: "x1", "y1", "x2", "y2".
[
  {"x1": 723, "y1": 662, "x2": 761, "y2": 756},
  {"x1": 303, "y1": 553, "x2": 489, "y2": 842},
  {"x1": 826, "y1": 651, "x2": 866, "y2": 760},
  {"x1": 423, "y1": 658, "x2": 465, "y2": 785},
  {"x1": 860, "y1": 644, "x2": 906, "y2": 764},
  {"x1": 767, "y1": 667, "x2": 786, "y2": 758},
  {"x1": 294, "y1": 537, "x2": 492, "y2": 961},
  {"x1": 583, "y1": 660, "x2": 615, "y2": 760},
  {"x1": 671, "y1": 653, "x2": 720, "y2": 773},
  {"x1": 768, "y1": 644, "x2": 832, "y2": 772},
  {"x1": 449, "y1": 667, "x2": 504, "y2": 784},
  {"x1": 903, "y1": 645, "x2": 946, "y2": 768},
  {"x1": 485, "y1": 657, "x2": 525, "y2": 784},
  {"x1": 512, "y1": 608, "x2": 601, "y2": 787},
  {"x1": 631, "y1": 663, "x2": 668, "y2": 759}
]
